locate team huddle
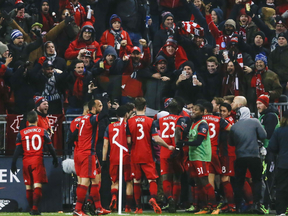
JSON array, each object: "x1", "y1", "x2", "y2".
[{"x1": 12, "y1": 95, "x2": 269, "y2": 216}]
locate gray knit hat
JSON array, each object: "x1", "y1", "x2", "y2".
[
  {"x1": 0, "y1": 42, "x2": 8, "y2": 57},
  {"x1": 224, "y1": 19, "x2": 236, "y2": 29}
]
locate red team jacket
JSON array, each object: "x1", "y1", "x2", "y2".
[
  {"x1": 127, "y1": 115, "x2": 158, "y2": 164},
  {"x1": 104, "y1": 120, "x2": 130, "y2": 165},
  {"x1": 16, "y1": 126, "x2": 52, "y2": 164}
]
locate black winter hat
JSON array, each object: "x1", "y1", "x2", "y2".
[
  {"x1": 181, "y1": 61, "x2": 195, "y2": 72},
  {"x1": 278, "y1": 32, "x2": 288, "y2": 41},
  {"x1": 254, "y1": 31, "x2": 266, "y2": 40},
  {"x1": 162, "y1": 11, "x2": 174, "y2": 24}
]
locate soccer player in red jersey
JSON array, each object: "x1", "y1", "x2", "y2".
[
  {"x1": 127, "y1": 97, "x2": 174, "y2": 214},
  {"x1": 154, "y1": 99, "x2": 189, "y2": 212},
  {"x1": 219, "y1": 103, "x2": 237, "y2": 212},
  {"x1": 202, "y1": 102, "x2": 231, "y2": 187},
  {"x1": 73, "y1": 99, "x2": 110, "y2": 216},
  {"x1": 11, "y1": 111, "x2": 58, "y2": 215},
  {"x1": 103, "y1": 105, "x2": 133, "y2": 213}
]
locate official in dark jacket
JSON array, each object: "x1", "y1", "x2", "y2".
[
  {"x1": 229, "y1": 106, "x2": 267, "y2": 213},
  {"x1": 267, "y1": 110, "x2": 288, "y2": 215}
]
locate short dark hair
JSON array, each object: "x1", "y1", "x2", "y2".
[
  {"x1": 27, "y1": 111, "x2": 38, "y2": 123},
  {"x1": 220, "y1": 102, "x2": 232, "y2": 112},
  {"x1": 116, "y1": 105, "x2": 128, "y2": 117},
  {"x1": 194, "y1": 104, "x2": 205, "y2": 113},
  {"x1": 203, "y1": 102, "x2": 213, "y2": 113},
  {"x1": 125, "y1": 102, "x2": 135, "y2": 112},
  {"x1": 134, "y1": 97, "x2": 146, "y2": 111},
  {"x1": 73, "y1": 59, "x2": 84, "y2": 68},
  {"x1": 88, "y1": 99, "x2": 96, "y2": 111},
  {"x1": 166, "y1": 99, "x2": 179, "y2": 114}
]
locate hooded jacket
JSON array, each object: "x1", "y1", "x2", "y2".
[{"x1": 65, "y1": 21, "x2": 102, "y2": 62}]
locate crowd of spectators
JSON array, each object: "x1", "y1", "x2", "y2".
[{"x1": 0, "y1": 0, "x2": 287, "y2": 116}]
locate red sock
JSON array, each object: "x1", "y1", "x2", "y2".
[
  {"x1": 75, "y1": 185, "x2": 88, "y2": 211},
  {"x1": 243, "y1": 181, "x2": 253, "y2": 205},
  {"x1": 191, "y1": 186, "x2": 199, "y2": 206},
  {"x1": 222, "y1": 181, "x2": 235, "y2": 206},
  {"x1": 90, "y1": 184, "x2": 102, "y2": 209},
  {"x1": 204, "y1": 183, "x2": 216, "y2": 208},
  {"x1": 26, "y1": 189, "x2": 33, "y2": 209},
  {"x1": 32, "y1": 187, "x2": 42, "y2": 211},
  {"x1": 134, "y1": 183, "x2": 141, "y2": 208},
  {"x1": 163, "y1": 180, "x2": 172, "y2": 199},
  {"x1": 149, "y1": 181, "x2": 157, "y2": 199},
  {"x1": 111, "y1": 188, "x2": 118, "y2": 200},
  {"x1": 173, "y1": 181, "x2": 181, "y2": 203},
  {"x1": 126, "y1": 195, "x2": 133, "y2": 209},
  {"x1": 198, "y1": 186, "x2": 206, "y2": 208}
]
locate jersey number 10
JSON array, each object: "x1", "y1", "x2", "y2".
[{"x1": 25, "y1": 134, "x2": 42, "y2": 151}]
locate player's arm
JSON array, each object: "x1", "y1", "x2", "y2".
[
  {"x1": 220, "y1": 118, "x2": 232, "y2": 131},
  {"x1": 66, "y1": 128, "x2": 79, "y2": 152},
  {"x1": 126, "y1": 122, "x2": 132, "y2": 145},
  {"x1": 175, "y1": 117, "x2": 190, "y2": 144},
  {"x1": 153, "y1": 134, "x2": 175, "y2": 151},
  {"x1": 102, "y1": 126, "x2": 109, "y2": 161},
  {"x1": 176, "y1": 122, "x2": 208, "y2": 147},
  {"x1": 11, "y1": 133, "x2": 23, "y2": 174},
  {"x1": 44, "y1": 130, "x2": 58, "y2": 167}
]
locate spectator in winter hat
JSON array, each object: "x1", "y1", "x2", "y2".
[
  {"x1": 268, "y1": 32, "x2": 288, "y2": 90},
  {"x1": 65, "y1": 21, "x2": 102, "y2": 62},
  {"x1": 153, "y1": 11, "x2": 175, "y2": 57},
  {"x1": 100, "y1": 14, "x2": 133, "y2": 53},
  {"x1": 8, "y1": 29, "x2": 42, "y2": 69},
  {"x1": 244, "y1": 53, "x2": 282, "y2": 113},
  {"x1": 157, "y1": 38, "x2": 188, "y2": 71},
  {"x1": 0, "y1": 42, "x2": 9, "y2": 58},
  {"x1": 39, "y1": 0, "x2": 55, "y2": 32},
  {"x1": 211, "y1": 8, "x2": 225, "y2": 30},
  {"x1": 247, "y1": 31, "x2": 270, "y2": 60}
]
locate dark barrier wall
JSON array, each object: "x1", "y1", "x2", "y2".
[{"x1": 0, "y1": 157, "x2": 63, "y2": 212}]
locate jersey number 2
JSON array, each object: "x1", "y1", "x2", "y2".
[{"x1": 162, "y1": 122, "x2": 175, "y2": 138}]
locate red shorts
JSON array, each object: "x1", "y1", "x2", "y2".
[
  {"x1": 23, "y1": 162, "x2": 48, "y2": 185},
  {"x1": 209, "y1": 154, "x2": 222, "y2": 174},
  {"x1": 110, "y1": 164, "x2": 132, "y2": 182},
  {"x1": 160, "y1": 158, "x2": 184, "y2": 175},
  {"x1": 131, "y1": 162, "x2": 158, "y2": 180},
  {"x1": 220, "y1": 156, "x2": 235, "y2": 176},
  {"x1": 74, "y1": 154, "x2": 101, "y2": 178},
  {"x1": 187, "y1": 160, "x2": 210, "y2": 178}
]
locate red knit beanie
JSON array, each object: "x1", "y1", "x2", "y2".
[{"x1": 257, "y1": 94, "x2": 269, "y2": 107}]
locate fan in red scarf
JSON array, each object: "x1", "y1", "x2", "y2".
[{"x1": 251, "y1": 53, "x2": 268, "y2": 97}]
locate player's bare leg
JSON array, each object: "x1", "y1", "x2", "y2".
[
  {"x1": 208, "y1": 173, "x2": 215, "y2": 189},
  {"x1": 148, "y1": 179, "x2": 162, "y2": 214},
  {"x1": 221, "y1": 175, "x2": 236, "y2": 212},
  {"x1": 133, "y1": 179, "x2": 143, "y2": 213}
]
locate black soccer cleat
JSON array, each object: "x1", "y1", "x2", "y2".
[{"x1": 29, "y1": 209, "x2": 41, "y2": 215}]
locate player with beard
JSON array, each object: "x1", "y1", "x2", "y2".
[
  {"x1": 73, "y1": 99, "x2": 110, "y2": 216},
  {"x1": 202, "y1": 102, "x2": 231, "y2": 214},
  {"x1": 127, "y1": 97, "x2": 174, "y2": 214},
  {"x1": 11, "y1": 111, "x2": 58, "y2": 215},
  {"x1": 218, "y1": 103, "x2": 237, "y2": 212}
]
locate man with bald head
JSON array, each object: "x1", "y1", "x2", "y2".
[
  {"x1": 73, "y1": 98, "x2": 110, "y2": 215},
  {"x1": 231, "y1": 96, "x2": 247, "y2": 111}
]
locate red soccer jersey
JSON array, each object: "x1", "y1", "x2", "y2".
[
  {"x1": 77, "y1": 113, "x2": 99, "y2": 155},
  {"x1": 202, "y1": 114, "x2": 230, "y2": 155},
  {"x1": 158, "y1": 114, "x2": 181, "y2": 158},
  {"x1": 16, "y1": 126, "x2": 52, "y2": 164},
  {"x1": 127, "y1": 115, "x2": 158, "y2": 164},
  {"x1": 104, "y1": 120, "x2": 130, "y2": 165},
  {"x1": 219, "y1": 116, "x2": 236, "y2": 157}
]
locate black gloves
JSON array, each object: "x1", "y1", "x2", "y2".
[
  {"x1": 245, "y1": 4, "x2": 258, "y2": 17},
  {"x1": 53, "y1": 157, "x2": 59, "y2": 168},
  {"x1": 11, "y1": 163, "x2": 17, "y2": 175},
  {"x1": 32, "y1": 29, "x2": 42, "y2": 37},
  {"x1": 65, "y1": 15, "x2": 74, "y2": 25}
]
